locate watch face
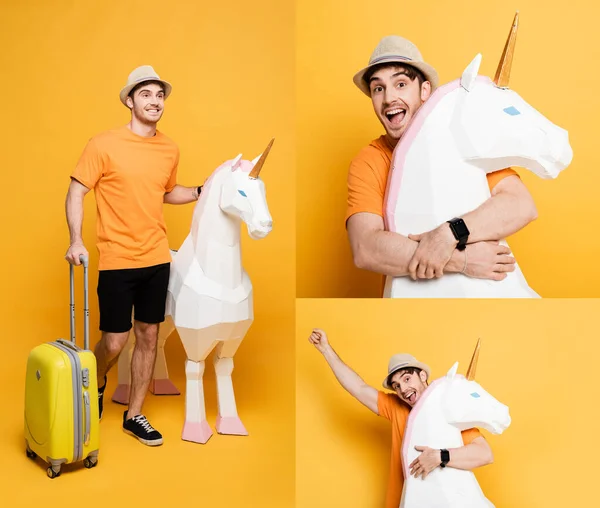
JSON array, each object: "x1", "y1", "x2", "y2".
[{"x1": 452, "y1": 219, "x2": 469, "y2": 238}]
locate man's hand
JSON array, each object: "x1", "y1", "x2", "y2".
[
  {"x1": 410, "y1": 446, "x2": 442, "y2": 479},
  {"x1": 65, "y1": 242, "x2": 89, "y2": 266},
  {"x1": 308, "y1": 328, "x2": 330, "y2": 354},
  {"x1": 463, "y1": 241, "x2": 515, "y2": 281},
  {"x1": 408, "y1": 224, "x2": 457, "y2": 280}
]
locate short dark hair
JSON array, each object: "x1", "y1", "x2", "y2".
[
  {"x1": 393, "y1": 367, "x2": 422, "y2": 378},
  {"x1": 128, "y1": 80, "x2": 165, "y2": 99},
  {"x1": 363, "y1": 63, "x2": 426, "y2": 90},
  {"x1": 388, "y1": 367, "x2": 424, "y2": 387}
]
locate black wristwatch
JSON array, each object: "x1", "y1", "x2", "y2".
[
  {"x1": 197, "y1": 186, "x2": 202, "y2": 199},
  {"x1": 440, "y1": 449, "x2": 450, "y2": 468},
  {"x1": 447, "y1": 218, "x2": 470, "y2": 251}
]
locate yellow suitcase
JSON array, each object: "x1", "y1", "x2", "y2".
[{"x1": 24, "y1": 257, "x2": 100, "y2": 478}]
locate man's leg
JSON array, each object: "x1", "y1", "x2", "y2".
[
  {"x1": 95, "y1": 268, "x2": 135, "y2": 419},
  {"x1": 127, "y1": 321, "x2": 159, "y2": 418},
  {"x1": 121, "y1": 263, "x2": 169, "y2": 446},
  {"x1": 95, "y1": 331, "x2": 130, "y2": 385}
]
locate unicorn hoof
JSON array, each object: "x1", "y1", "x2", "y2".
[
  {"x1": 111, "y1": 384, "x2": 129, "y2": 405},
  {"x1": 182, "y1": 421, "x2": 213, "y2": 444},
  {"x1": 216, "y1": 416, "x2": 249, "y2": 436},
  {"x1": 150, "y1": 379, "x2": 180, "y2": 396}
]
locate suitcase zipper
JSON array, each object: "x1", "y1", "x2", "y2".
[{"x1": 50, "y1": 342, "x2": 84, "y2": 462}]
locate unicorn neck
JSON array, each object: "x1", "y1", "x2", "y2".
[
  {"x1": 191, "y1": 168, "x2": 243, "y2": 288},
  {"x1": 402, "y1": 380, "x2": 462, "y2": 479}
]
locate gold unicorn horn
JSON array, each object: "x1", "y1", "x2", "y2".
[
  {"x1": 249, "y1": 138, "x2": 275, "y2": 179},
  {"x1": 494, "y1": 11, "x2": 519, "y2": 89},
  {"x1": 466, "y1": 338, "x2": 481, "y2": 381}
]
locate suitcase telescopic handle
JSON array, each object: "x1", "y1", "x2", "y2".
[{"x1": 69, "y1": 255, "x2": 90, "y2": 350}]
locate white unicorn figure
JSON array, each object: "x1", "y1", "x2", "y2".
[
  {"x1": 112, "y1": 140, "x2": 274, "y2": 444},
  {"x1": 384, "y1": 13, "x2": 573, "y2": 298},
  {"x1": 401, "y1": 340, "x2": 511, "y2": 508}
]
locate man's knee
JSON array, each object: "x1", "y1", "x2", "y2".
[
  {"x1": 134, "y1": 321, "x2": 159, "y2": 350},
  {"x1": 103, "y1": 332, "x2": 130, "y2": 357}
]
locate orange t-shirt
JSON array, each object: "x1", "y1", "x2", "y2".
[
  {"x1": 71, "y1": 125, "x2": 179, "y2": 270},
  {"x1": 346, "y1": 135, "x2": 518, "y2": 223},
  {"x1": 378, "y1": 391, "x2": 483, "y2": 508}
]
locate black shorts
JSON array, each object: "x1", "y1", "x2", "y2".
[{"x1": 97, "y1": 263, "x2": 170, "y2": 333}]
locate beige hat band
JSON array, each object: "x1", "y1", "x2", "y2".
[
  {"x1": 390, "y1": 361, "x2": 413, "y2": 371},
  {"x1": 131, "y1": 76, "x2": 161, "y2": 86},
  {"x1": 369, "y1": 54, "x2": 414, "y2": 65}
]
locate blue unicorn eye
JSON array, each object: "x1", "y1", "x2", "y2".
[
  {"x1": 470, "y1": 392, "x2": 481, "y2": 398},
  {"x1": 503, "y1": 106, "x2": 521, "y2": 116},
  {"x1": 238, "y1": 190, "x2": 247, "y2": 197}
]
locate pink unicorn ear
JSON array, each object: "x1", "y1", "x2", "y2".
[{"x1": 231, "y1": 154, "x2": 243, "y2": 170}]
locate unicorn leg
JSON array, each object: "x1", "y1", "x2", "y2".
[
  {"x1": 112, "y1": 331, "x2": 133, "y2": 404},
  {"x1": 214, "y1": 338, "x2": 248, "y2": 436},
  {"x1": 149, "y1": 316, "x2": 180, "y2": 396},
  {"x1": 181, "y1": 335, "x2": 217, "y2": 444}
]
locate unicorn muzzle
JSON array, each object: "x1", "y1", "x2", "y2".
[
  {"x1": 248, "y1": 219, "x2": 273, "y2": 239},
  {"x1": 553, "y1": 129, "x2": 574, "y2": 169},
  {"x1": 489, "y1": 406, "x2": 511, "y2": 434}
]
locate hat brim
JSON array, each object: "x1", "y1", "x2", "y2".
[
  {"x1": 119, "y1": 78, "x2": 172, "y2": 107},
  {"x1": 383, "y1": 360, "x2": 431, "y2": 390},
  {"x1": 353, "y1": 58, "x2": 439, "y2": 97}
]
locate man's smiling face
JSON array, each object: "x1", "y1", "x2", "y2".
[
  {"x1": 127, "y1": 82, "x2": 165, "y2": 126},
  {"x1": 368, "y1": 64, "x2": 431, "y2": 144},
  {"x1": 390, "y1": 368, "x2": 428, "y2": 407}
]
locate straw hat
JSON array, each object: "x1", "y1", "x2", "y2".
[
  {"x1": 382, "y1": 353, "x2": 431, "y2": 389},
  {"x1": 119, "y1": 65, "x2": 172, "y2": 107},
  {"x1": 353, "y1": 36, "x2": 439, "y2": 97}
]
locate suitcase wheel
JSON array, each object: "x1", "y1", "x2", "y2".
[
  {"x1": 26, "y1": 449, "x2": 36, "y2": 460},
  {"x1": 83, "y1": 457, "x2": 98, "y2": 469},
  {"x1": 47, "y1": 466, "x2": 61, "y2": 479}
]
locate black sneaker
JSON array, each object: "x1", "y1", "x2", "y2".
[
  {"x1": 98, "y1": 376, "x2": 107, "y2": 421},
  {"x1": 122, "y1": 411, "x2": 163, "y2": 446}
]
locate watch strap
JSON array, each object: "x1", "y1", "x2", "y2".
[
  {"x1": 440, "y1": 449, "x2": 450, "y2": 468},
  {"x1": 447, "y1": 218, "x2": 469, "y2": 251}
]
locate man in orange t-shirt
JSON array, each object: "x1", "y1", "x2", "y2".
[
  {"x1": 309, "y1": 329, "x2": 493, "y2": 508},
  {"x1": 65, "y1": 66, "x2": 203, "y2": 446},
  {"x1": 347, "y1": 36, "x2": 538, "y2": 287}
]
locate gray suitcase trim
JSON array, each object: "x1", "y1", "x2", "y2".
[{"x1": 50, "y1": 341, "x2": 84, "y2": 462}]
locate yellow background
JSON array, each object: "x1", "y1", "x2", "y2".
[
  {"x1": 297, "y1": 0, "x2": 600, "y2": 297},
  {"x1": 296, "y1": 298, "x2": 600, "y2": 507},
  {"x1": 0, "y1": 1, "x2": 295, "y2": 506}
]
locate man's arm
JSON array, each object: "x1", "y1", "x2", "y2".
[
  {"x1": 164, "y1": 184, "x2": 202, "y2": 205},
  {"x1": 461, "y1": 175, "x2": 538, "y2": 243},
  {"x1": 407, "y1": 175, "x2": 537, "y2": 279},
  {"x1": 347, "y1": 213, "x2": 515, "y2": 280},
  {"x1": 409, "y1": 436, "x2": 493, "y2": 479},
  {"x1": 65, "y1": 178, "x2": 91, "y2": 265},
  {"x1": 308, "y1": 328, "x2": 379, "y2": 414},
  {"x1": 410, "y1": 176, "x2": 537, "y2": 247},
  {"x1": 347, "y1": 213, "x2": 465, "y2": 276}
]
